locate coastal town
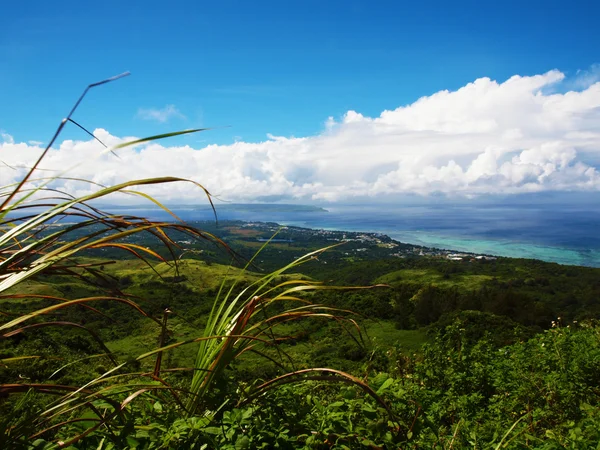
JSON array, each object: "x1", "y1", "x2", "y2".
[{"x1": 232, "y1": 221, "x2": 499, "y2": 263}]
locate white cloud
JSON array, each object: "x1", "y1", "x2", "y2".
[
  {"x1": 2, "y1": 69, "x2": 600, "y2": 204},
  {"x1": 1, "y1": 131, "x2": 14, "y2": 144},
  {"x1": 136, "y1": 104, "x2": 185, "y2": 123}
]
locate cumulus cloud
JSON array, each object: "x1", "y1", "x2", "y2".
[
  {"x1": 136, "y1": 104, "x2": 185, "y2": 123},
  {"x1": 2, "y1": 69, "x2": 600, "y2": 203}
]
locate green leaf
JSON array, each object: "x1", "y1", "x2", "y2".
[
  {"x1": 235, "y1": 435, "x2": 250, "y2": 450},
  {"x1": 376, "y1": 378, "x2": 394, "y2": 395},
  {"x1": 242, "y1": 407, "x2": 254, "y2": 420},
  {"x1": 125, "y1": 436, "x2": 140, "y2": 448}
]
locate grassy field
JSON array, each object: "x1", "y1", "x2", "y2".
[
  {"x1": 2, "y1": 255, "x2": 431, "y2": 377},
  {"x1": 376, "y1": 268, "x2": 494, "y2": 290},
  {"x1": 362, "y1": 321, "x2": 428, "y2": 352},
  {"x1": 99, "y1": 258, "x2": 431, "y2": 375}
]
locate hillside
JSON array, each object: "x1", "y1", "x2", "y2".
[{"x1": 2, "y1": 220, "x2": 600, "y2": 448}]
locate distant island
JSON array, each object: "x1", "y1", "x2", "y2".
[
  {"x1": 197, "y1": 203, "x2": 329, "y2": 213},
  {"x1": 101, "y1": 203, "x2": 329, "y2": 213}
]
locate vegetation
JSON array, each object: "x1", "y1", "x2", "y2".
[{"x1": 1, "y1": 76, "x2": 599, "y2": 448}]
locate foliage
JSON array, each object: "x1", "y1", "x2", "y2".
[{"x1": 20, "y1": 320, "x2": 597, "y2": 449}]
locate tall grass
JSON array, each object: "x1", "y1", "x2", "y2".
[
  {"x1": 0, "y1": 73, "x2": 227, "y2": 447},
  {"x1": 0, "y1": 74, "x2": 390, "y2": 447}
]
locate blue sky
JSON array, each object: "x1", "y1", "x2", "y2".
[
  {"x1": 2, "y1": 0, "x2": 598, "y2": 144},
  {"x1": 1, "y1": 0, "x2": 599, "y2": 204}
]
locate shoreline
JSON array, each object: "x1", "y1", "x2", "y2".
[{"x1": 264, "y1": 220, "x2": 599, "y2": 268}]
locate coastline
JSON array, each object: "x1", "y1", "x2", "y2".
[
  {"x1": 97, "y1": 204, "x2": 600, "y2": 268},
  {"x1": 271, "y1": 220, "x2": 599, "y2": 268}
]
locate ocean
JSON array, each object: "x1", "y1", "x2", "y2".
[{"x1": 105, "y1": 202, "x2": 600, "y2": 268}]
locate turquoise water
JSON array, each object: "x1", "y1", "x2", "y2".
[{"x1": 386, "y1": 231, "x2": 600, "y2": 267}]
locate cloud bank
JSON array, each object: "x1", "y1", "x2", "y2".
[{"x1": 2, "y1": 70, "x2": 600, "y2": 204}]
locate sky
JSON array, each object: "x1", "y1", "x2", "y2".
[{"x1": 1, "y1": 0, "x2": 599, "y2": 204}]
